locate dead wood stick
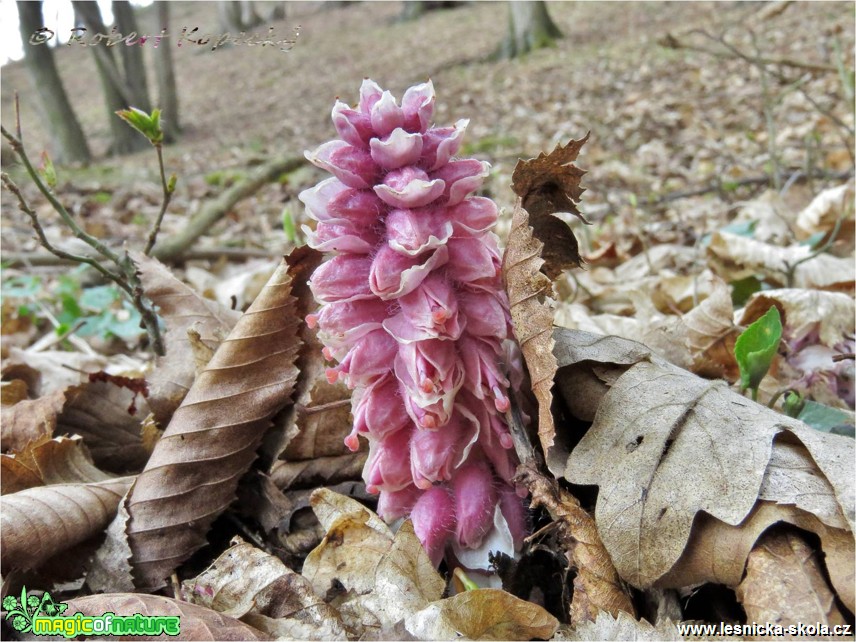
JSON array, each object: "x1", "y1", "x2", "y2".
[{"x1": 151, "y1": 154, "x2": 307, "y2": 262}]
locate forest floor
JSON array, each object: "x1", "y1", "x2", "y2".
[{"x1": 1, "y1": 2, "x2": 855, "y2": 637}]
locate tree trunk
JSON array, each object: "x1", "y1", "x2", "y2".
[
  {"x1": 153, "y1": 2, "x2": 179, "y2": 143},
  {"x1": 498, "y1": 1, "x2": 562, "y2": 58},
  {"x1": 218, "y1": 1, "x2": 263, "y2": 32},
  {"x1": 72, "y1": 1, "x2": 149, "y2": 155},
  {"x1": 112, "y1": 1, "x2": 151, "y2": 112},
  {"x1": 16, "y1": 1, "x2": 91, "y2": 164},
  {"x1": 399, "y1": 1, "x2": 462, "y2": 21},
  {"x1": 267, "y1": 2, "x2": 286, "y2": 21}
]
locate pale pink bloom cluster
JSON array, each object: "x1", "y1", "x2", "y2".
[{"x1": 301, "y1": 79, "x2": 527, "y2": 566}]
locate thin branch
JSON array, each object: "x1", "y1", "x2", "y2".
[
  {"x1": 144, "y1": 144, "x2": 173, "y2": 255},
  {"x1": 0, "y1": 247, "x2": 278, "y2": 268}
]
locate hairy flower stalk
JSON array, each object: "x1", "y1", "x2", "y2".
[{"x1": 302, "y1": 79, "x2": 527, "y2": 566}]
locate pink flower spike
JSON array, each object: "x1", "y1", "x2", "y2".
[
  {"x1": 370, "y1": 128, "x2": 424, "y2": 170},
  {"x1": 352, "y1": 375, "x2": 411, "y2": 440},
  {"x1": 335, "y1": 328, "x2": 398, "y2": 387},
  {"x1": 332, "y1": 100, "x2": 374, "y2": 148},
  {"x1": 411, "y1": 486, "x2": 455, "y2": 567},
  {"x1": 305, "y1": 140, "x2": 379, "y2": 190},
  {"x1": 401, "y1": 80, "x2": 435, "y2": 133},
  {"x1": 383, "y1": 273, "x2": 464, "y2": 343},
  {"x1": 446, "y1": 236, "x2": 501, "y2": 285},
  {"x1": 299, "y1": 178, "x2": 349, "y2": 223},
  {"x1": 451, "y1": 461, "x2": 496, "y2": 549},
  {"x1": 433, "y1": 159, "x2": 490, "y2": 206},
  {"x1": 421, "y1": 119, "x2": 469, "y2": 171},
  {"x1": 411, "y1": 410, "x2": 479, "y2": 487},
  {"x1": 375, "y1": 167, "x2": 445, "y2": 209}
]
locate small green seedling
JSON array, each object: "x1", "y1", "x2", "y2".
[
  {"x1": 38, "y1": 151, "x2": 57, "y2": 189},
  {"x1": 115, "y1": 107, "x2": 164, "y2": 145},
  {"x1": 734, "y1": 305, "x2": 782, "y2": 401},
  {"x1": 781, "y1": 390, "x2": 805, "y2": 418}
]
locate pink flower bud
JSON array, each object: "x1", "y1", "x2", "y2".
[
  {"x1": 451, "y1": 461, "x2": 496, "y2": 549},
  {"x1": 411, "y1": 486, "x2": 455, "y2": 567}
]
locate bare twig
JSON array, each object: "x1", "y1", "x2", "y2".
[{"x1": 0, "y1": 247, "x2": 279, "y2": 268}]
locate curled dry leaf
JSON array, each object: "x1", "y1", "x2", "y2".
[
  {"x1": 796, "y1": 181, "x2": 854, "y2": 235},
  {"x1": 561, "y1": 338, "x2": 854, "y2": 607},
  {"x1": 0, "y1": 476, "x2": 133, "y2": 572},
  {"x1": 736, "y1": 529, "x2": 847, "y2": 631},
  {"x1": 502, "y1": 136, "x2": 588, "y2": 474},
  {"x1": 0, "y1": 435, "x2": 109, "y2": 494},
  {"x1": 66, "y1": 593, "x2": 271, "y2": 641},
  {"x1": 270, "y1": 451, "x2": 367, "y2": 491},
  {"x1": 1, "y1": 387, "x2": 65, "y2": 453},
  {"x1": 516, "y1": 462, "x2": 635, "y2": 623},
  {"x1": 131, "y1": 251, "x2": 241, "y2": 426},
  {"x1": 706, "y1": 231, "x2": 854, "y2": 293},
  {"x1": 183, "y1": 536, "x2": 346, "y2": 640},
  {"x1": 57, "y1": 380, "x2": 149, "y2": 473},
  {"x1": 118, "y1": 257, "x2": 302, "y2": 590},
  {"x1": 303, "y1": 489, "x2": 444, "y2": 638},
  {"x1": 404, "y1": 588, "x2": 559, "y2": 641}
]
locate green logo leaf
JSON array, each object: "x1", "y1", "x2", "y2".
[{"x1": 734, "y1": 305, "x2": 782, "y2": 400}]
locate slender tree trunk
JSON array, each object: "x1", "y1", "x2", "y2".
[
  {"x1": 112, "y1": 1, "x2": 151, "y2": 112},
  {"x1": 267, "y1": 2, "x2": 286, "y2": 21},
  {"x1": 16, "y1": 1, "x2": 91, "y2": 164},
  {"x1": 218, "y1": 1, "x2": 244, "y2": 32},
  {"x1": 153, "y1": 2, "x2": 179, "y2": 142},
  {"x1": 498, "y1": 1, "x2": 562, "y2": 58},
  {"x1": 72, "y1": 1, "x2": 149, "y2": 154}
]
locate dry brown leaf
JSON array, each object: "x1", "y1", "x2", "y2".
[
  {"x1": 1, "y1": 387, "x2": 65, "y2": 453},
  {"x1": 796, "y1": 181, "x2": 854, "y2": 235},
  {"x1": 183, "y1": 536, "x2": 347, "y2": 640},
  {"x1": 404, "y1": 588, "x2": 559, "y2": 641},
  {"x1": 0, "y1": 476, "x2": 133, "y2": 572},
  {"x1": 302, "y1": 489, "x2": 444, "y2": 638},
  {"x1": 516, "y1": 463, "x2": 635, "y2": 622},
  {"x1": 56, "y1": 380, "x2": 149, "y2": 473},
  {"x1": 269, "y1": 451, "x2": 367, "y2": 490},
  {"x1": 730, "y1": 190, "x2": 795, "y2": 245},
  {"x1": 679, "y1": 274, "x2": 739, "y2": 380},
  {"x1": 66, "y1": 593, "x2": 271, "y2": 641},
  {"x1": 563, "y1": 350, "x2": 854, "y2": 600},
  {"x1": 1, "y1": 379, "x2": 29, "y2": 405},
  {"x1": 561, "y1": 610, "x2": 684, "y2": 641},
  {"x1": 116, "y1": 256, "x2": 302, "y2": 590},
  {"x1": 739, "y1": 289, "x2": 855, "y2": 347},
  {"x1": 736, "y1": 529, "x2": 847, "y2": 632},
  {"x1": 132, "y1": 251, "x2": 241, "y2": 425},
  {"x1": 0, "y1": 435, "x2": 110, "y2": 494},
  {"x1": 706, "y1": 231, "x2": 854, "y2": 292}
]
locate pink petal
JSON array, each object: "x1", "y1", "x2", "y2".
[
  {"x1": 375, "y1": 167, "x2": 445, "y2": 209},
  {"x1": 377, "y1": 484, "x2": 422, "y2": 522},
  {"x1": 401, "y1": 80, "x2": 435, "y2": 133},
  {"x1": 410, "y1": 409, "x2": 479, "y2": 488},
  {"x1": 305, "y1": 140, "x2": 379, "y2": 190},
  {"x1": 309, "y1": 255, "x2": 373, "y2": 304},
  {"x1": 458, "y1": 289, "x2": 507, "y2": 340},
  {"x1": 370, "y1": 90, "x2": 405, "y2": 137},
  {"x1": 332, "y1": 100, "x2": 374, "y2": 148},
  {"x1": 411, "y1": 486, "x2": 455, "y2": 567},
  {"x1": 499, "y1": 486, "x2": 529, "y2": 551},
  {"x1": 351, "y1": 374, "x2": 412, "y2": 441},
  {"x1": 358, "y1": 78, "x2": 384, "y2": 114},
  {"x1": 386, "y1": 208, "x2": 453, "y2": 257},
  {"x1": 365, "y1": 427, "x2": 414, "y2": 493},
  {"x1": 332, "y1": 328, "x2": 398, "y2": 387},
  {"x1": 369, "y1": 243, "x2": 448, "y2": 300},
  {"x1": 451, "y1": 461, "x2": 496, "y2": 549},
  {"x1": 306, "y1": 220, "x2": 380, "y2": 254},
  {"x1": 446, "y1": 236, "x2": 501, "y2": 284},
  {"x1": 458, "y1": 335, "x2": 509, "y2": 409},
  {"x1": 327, "y1": 186, "x2": 386, "y2": 227},
  {"x1": 395, "y1": 339, "x2": 464, "y2": 427},
  {"x1": 448, "y1": 197, "x2": 498, "y2": 235},
  {"x1": 421, "y1": 119, "x2": 468, "y2": 171},
  {"x1": 299, "y1": 178, "x2": 349, "y2": 223},
  {"x1": 370, "y1": 128, "x2": 424, "y2": 170},
  {"x1": 315, "y1": 297, "x2": 388, "y2": 351},
  {"x1": 383, "y1": 273, "x2": 465, "y2": 343},
  {"x1": 431, "y1": 159, "x2": 489, "y2": 205}
]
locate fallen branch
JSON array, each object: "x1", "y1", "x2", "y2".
[{"x1": 152, "y1": 154, "x2": 307, "y2": 261}]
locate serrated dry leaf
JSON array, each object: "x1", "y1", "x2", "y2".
[
  {"x1": 183, "y1": 536, "x2": 346, "y2": 640},
  {"x1": 736, "y1": 529, "x2": 847, "y2": 631},
  {"x1": 510, "y1": 135, "x2": 589, "y2": 279},
  {"x1": 1, "y1": 387, "x2": 65, "y2": 453},
  {"x1": 86, "y1": 497, "x2": 136, "y2": 593},
  {"x1": 739, "y1": 289, "x2": 855, "y2": 347},
  {"x1": 516, "y1": 463, "x2": 635, "y2": 622},
  {"x1": 0, "y1": 476, "x2": 133, "y2": 572},
  {"x1": 116, "y1": 257, "x2": 302, "y2": 590},
  {"x1": 132, "y1": 251, "x2": 241, "y2": 425},
  {"x1": 706, "y1": 231, "x2": 854, "y2": 293},
  {"x1": 0, "y1": 435, "x2": 109, "y2": 493},
  {"x1": 563, "y1": 350, "x2": 855, "y2": 603},
  {"x1": 561, "y1": 610, "x2": 684, "y2": 641},
  {"x1": 57, "y1": 380, "x2": 149, "y2": 473},
  {"x1": 404, "y1": 588, "x2": 559, "y2": 641},
  {"x1": 66, "y1": 593, "x2": 271, "y2": 641}
]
